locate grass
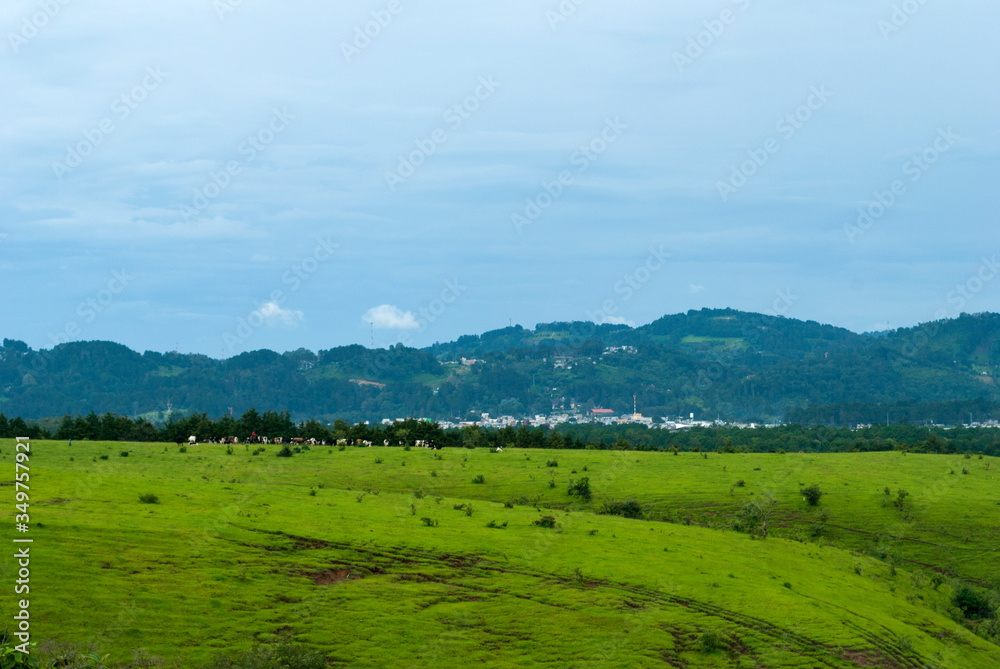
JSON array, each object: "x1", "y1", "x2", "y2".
[{"x1": 1, "y1": 440, "x2": 998, "y2": 667}]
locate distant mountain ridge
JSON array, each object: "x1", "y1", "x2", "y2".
[{"x1": 3, "y1": 309, "x2": 1000, "y2": 424}]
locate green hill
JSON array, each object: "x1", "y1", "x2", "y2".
[
  {"x1": 3, "y1": 310, "x2": 1000, "y2": 423},
  {"x1": 2, "y1": 440, "x2": 998, "y2": 667}
]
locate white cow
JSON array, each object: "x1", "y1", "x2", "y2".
[{"x1": 188, "y1": 436, "x2": 197, "y2": 445}]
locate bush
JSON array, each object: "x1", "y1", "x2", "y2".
[
  {"x1": 119, "y1": 451, "x2": 129, "y2": 458},
  {"x1": 953, "y1": 585, "x2": 996, "y2": 620},
  {"x1": 546, "y1": 459, "x2": 559, "y2": 467},
  {"x1": 699, "y1": 631, "x2": 725, "y2": 653},
  {"x1": 486, "y1": 520, "x2": 507, "y2": 529},
  {"x1": 472, "y1": 474, "x2": 486, "y2": 484},
  {"x1": 735, "y1": 480, "x2": 745, "y2": 487},
  {"x1": 205, "y1": 642, "x2": 326, "y2": 669},
  {"x1": 533, "y1": 515, "x2": 557, "y2": 528},
  {"x1": 801, "y1": 484, "x2": 823, "y2": 506},
  {"x1": 276, "y1": 445, "x2": 294, "y2": 458},
  {"x1": 420, "y1": 517, "x2": 438, "y2": 527},
  {"x1": 138, "y1": 493, "x2": 160, "y2": 504},
  {"x1": 99, "y1": 454, "x2": 109, "y2": 460},
  {"x1": 567, "y1": 477, "x2": 592, "y2": 501},
  {"x1": 600, "y1": 499, "x2": 645, "y2": 519}
]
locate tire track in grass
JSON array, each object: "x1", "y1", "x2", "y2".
[{"x1": 241, "y1": 528, "x2": 935, "y2": 668}]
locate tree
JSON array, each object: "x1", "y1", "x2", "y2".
[
  {"x1": 741, "y1": 491, "x2": 776, "y2": 538},
  {"x1": 801, "y1": 485, "x2": 823, "y2": 506},
  {"x1": 568, "y1": 477, "x2": 592, "y2": 501}
]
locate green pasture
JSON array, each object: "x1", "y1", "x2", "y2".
[{"x1": 1, "y1": 440, "x2": 998, "y2": 667}]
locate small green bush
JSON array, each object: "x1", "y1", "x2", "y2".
[
  {"x1": 953, "y1": 585, "x2": 996, "y2": 620},
  {"x1": 699, "y1": 631, "x2": 725, "y2": 653},
  {"x1": 472, "y1": 474, "x2": 486, "y2": 484},
  {"x1": 204, "y1": 642, "x2": 326, "y2": 669},
  {"x1": 139, "y1": 493, "x2": 160, "y2": 504},
  {"x1": 119, "y1": 451, "x2": 129, "y2": 458},
  {"x1": 567, "y1": 477, "x2": 591, "y2": 501},
  {"x1": 546, "y1": 459, "x2": 558, "y2": 467},
  {"x1": 600, "y1": 499, "x2": 645, "y2": 519},
  {"x1": 276, "y1": 445, "x2": 294, "y2": 458},
  {"x1": 421, "y1": 517, "x2": 438, "y2": 527},
  {"x1": 802, "y1": 484, "x2": 823, "y2": 506},
  {"x1": 533, "y1": 515, "x2": 557, "y2": 528}
]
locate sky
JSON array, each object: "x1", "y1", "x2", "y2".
[{"x1": 2, "y1": 0, "x2": 999, "y2": 358}]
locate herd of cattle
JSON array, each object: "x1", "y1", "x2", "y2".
[{"x1": 182, "y1": 435, "x2": 441, "y2": 449}]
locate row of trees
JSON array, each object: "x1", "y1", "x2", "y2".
[{"x1": 2, "y1": 411, "x2": 999, "y2": 455}]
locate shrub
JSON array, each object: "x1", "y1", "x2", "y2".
[
  {"x1": 699, "y1": 631, "x2": 725, "y2": 653},
  {"x1": 119, "y1": 451, "x2": 129, "y2": 458},
  {"x1": 486, "y1": 520, "x2": 507, "y2": 529},
  {"x1": 735, "y1": 480, "x2": 745, "y2": 487},
  {"x1": 276, "y1": 445, "x2": 294, "y2": 458},
  {"x1": 413, "y1": 489, "x2": 426, "y2": 499},
  {"x1": 546, "y1": 459, "x2": 559, "y2": 467},
  {"x1": 225, "y1": 445, "x2": 234, "y2": 455},
  {"x1": 420, "y1": 517, "x2": 438, "y2": 527},
  {"x1": 533, "y1": 515, "x2": 557, "y2": 528},
  {"x1": 600, "y1": 499, "x2": 645, "y2": 519},
  {"x1": 374, "y1": 457, "x2": 383, "y2": 464},
  {"x1": 567, "y1": 477, "x2": 592, "y2": 501},
  {"x1": 801, "y1": 484, "x2": 823, "y2": 506},
  {"x1": 99, "y1": 454, "x2": 109, "y2": 460},
  {"x1": 205, "y1": 642, "x2": 326, "y2": 669},
  {"x1": 309, "y1": 489, "x2": 317, "y2": 497},
  {"x1": 472, "y1": 474, "x2": 486, "y2": 484},
  {"x1": 953, "y1": 585, "x2": 996, "y2": 620},
  {"x1": 139, "y1": 493, "x2": 160, "y2": 504}
]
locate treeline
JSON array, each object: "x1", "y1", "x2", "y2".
[
  {"x1": 3, "y1": 411, "x2": 1000, "y2": 456},
  {"x1": 786, "y1": 398, "x2": 1000, "y2": 427}
]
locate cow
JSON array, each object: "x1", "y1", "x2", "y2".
[
  {"x1": 273, "y1": 437, "x2": 284, "y2": 445},
  {"x1": 188, "y1": 436, "x2": 198, "y2": 446}
]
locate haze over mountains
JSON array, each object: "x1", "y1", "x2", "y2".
[{"x1": 3, "y1": 308, "x2": 1000, "y2": 425}]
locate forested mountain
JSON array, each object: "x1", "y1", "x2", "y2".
[{"x1": 3, "y1": 309, "x2": 1000, "y2": 424}]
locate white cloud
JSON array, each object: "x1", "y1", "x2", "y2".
[
  {"x1": 597, "y1": 315, "x2": 635, "y2": 327},
  {"x1": 689, "y1": 284, "x2": 706, "y2": 294},
  {"x1": 363, "y1": 304, "x2": 419, "y2": 330},
  {"x1": 254, "y1": 301, "x2": 303, "y2": 327}
]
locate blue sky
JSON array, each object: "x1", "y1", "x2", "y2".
[{"x1": 2, "y1": 0, "x2": 998, "y2": 357}]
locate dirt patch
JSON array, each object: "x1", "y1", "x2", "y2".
[
  {"x1": 312, "y1": 569, "x2": 354, "y2": 585},
  {"x1": 841, "y1": 649, "x2": 905, "y2": 668}
]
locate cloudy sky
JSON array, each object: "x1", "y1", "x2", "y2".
[{"x1": 2, "y1": 0, "x2": 998, "y2": 357}]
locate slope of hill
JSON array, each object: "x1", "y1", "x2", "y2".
[
  {"x1": 3, "y1": 441, "x2": 998, "y2": 667},
  {"x1": 2, "y1": 310, "x2": 999, "y2": 423}
]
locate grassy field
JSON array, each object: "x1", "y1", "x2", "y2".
[{"x1": 1, "y1": 440, "x2": 998, "y2": 667}]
